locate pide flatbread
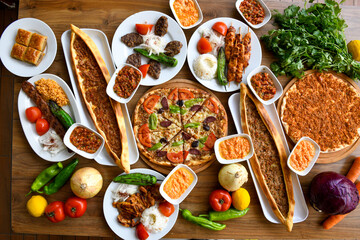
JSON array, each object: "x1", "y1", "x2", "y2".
[
  {"x1": 70, "y1": 24, "x2": 129, "y2": 173},
  {"x1": 240, "y1": 83, "x2": 295, "y2": 232},
  {"x1": 280, "y1": 71, "x2": 360, "y2": 152}
]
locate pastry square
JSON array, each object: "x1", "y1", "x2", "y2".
[
  {"x1": 29, "y1": 33, "x2": 47, "y2": 51},
  {"x1": 10, "y1": 43, "x2": 27, "y2": 60},
  {"x1": 15, "y1": 28, "x2": 33, "y2": 46},
  {"x1": 23, "y1": 47, "x2": 44, "y2": 66}
]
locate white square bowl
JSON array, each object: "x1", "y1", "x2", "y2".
[
  {"x1": 106, "y1": 64, "x2": 142, "y2": 104},
  {"x1": 159, "y1": 164, "x2": 198, "y2": 205},
  {"x1": 214, "y1": 133, "x2": 254, "y2": 164},
  {"x1": 63, "y1": 123, "x2": 105, "y2": 159},
  {"x1": 247, "y1": 65, "x2": 283, "y2": 105},
  {"x1": 169, "y1": 0, "x2": 203, "y2": 30},
  {"x1": 287, "y1": 137, "x2": 320, "y2": 176},
  {"x1": 235, "y1": 0, "x2": 271, "y2": 29}
]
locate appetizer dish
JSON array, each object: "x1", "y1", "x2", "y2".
[
  {"x1": 69, "y1": 24, "x2": 130, "y2": 173},
  {"x1": 112, "y1": 11, "x2": 187, "y2": 86},
  {"x1": 103, "y1": 169, "x2": 179, "y2": 240},
  {"x1": 169, "y1": 0, "x2": 203, "y2": 29},
  {"x1": 280, "y1": 71, "x2": 360, "y2": 152},
  {"x1": 133, "y1": 86, "x2": 227, "y2": 167},
  {"x1": 235, "y1": 0, "x2": 271, "y2": 29}
]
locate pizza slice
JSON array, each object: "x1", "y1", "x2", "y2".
[
  {"x1": 162, "y1": 88, "x2": 182, "y2": 126},
  {"x1": 152, "y1": 131, "x2": 185, "y2": 166},
  {"x1": 182, "y1": 131, "x2": 215, "y2": 166},
  {"x1": 178, "y1": 88, "x2": 210, "y2": 125}
]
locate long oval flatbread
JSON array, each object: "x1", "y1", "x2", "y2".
[
  {"x1": 70, "y1": 24, "x2": 129, "y2": 173},
  {"x1": 240, "y1": 83, "x2": 294, "y2": 232}
]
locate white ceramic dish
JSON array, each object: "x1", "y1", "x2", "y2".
[
  {"x1": 18, "y1": 73, "x2": 80, "y2": 162},
  {"x1": 111, "y1": 11, "x2": 187, "y2": 86},
  {"x1": 159, "y1": 164, "x2": 198, "y2": 205},
  {"x1": 0, "y1": 18, "x2": 57, "y2": 77},
  {"x1": 187, "y1": 17, "x2": 262, "y2": 93},
  {"x1": 228, "y1": 92, "x2": 309, "y2": 224},
  {"x1": 247, "y1": 65, "x2": 283, "y2": 105},
  {"x1": 214, "y1": 133, "x2": 254, "y2": 164},
  {"x1": 61, "y1": 28, "x2": 139, "y2": 166},
  {"x1": 106, "y1": 64, "x2": 143, "y2": 104},
  {"x1": 103, "y1": 168, "x2": 179, "y2": 240},
  {"x1": 235, "y1": 0, "x2": 271, "y2": 29},
  {"x1": 63, "y1": 123, "x2": 105, "y2": 159},
  {"x1": 169, "y1": 0, "x2": 203, "y2": 29},
  {"x1": 287, "y1": 137, "x2": 320, "y2": 176}
]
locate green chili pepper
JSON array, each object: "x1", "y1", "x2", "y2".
[
  {"x1": 169, "y1": 105, "x2": 180, "y2": 113},
  {"x1": 199, "y1": 208, "x2": 249, "y2": 221},
  {"x1": 149, "y1": 113, "x2": 157, "y2": 130},
  {"x1": 172, "y1": 140, "x2": 184, "y2": 147},
  {"x1": 217, "y1": 47, "x2": 228, "y2": 86},
  {"x1": 113, "y1": 173, "x2": 157, "y2": 185},
  {"x1": 199, "y1": 142, "x2": 204, "y2": 149},
  {"x1": 43, "y1": 159, "x2": 79, "y2": 195},
  {"x1": 180, "y1": 209, "x2": 226, "y2": 231},
  {"x1": 148, "y1": 142, "x2": 162, "y2": 151},
  {"x1": 184, "y1": 122, "x2": 200, "y2": 128},
  {"x1": 199, "y1": 136, "x2": 208, "y2": 144},
  {"x1": 180, "y1": 108, "x2": 187, "y2": 115},
  {"x1": 184, "y1": 98, "x2": 203, "y2": 108}
]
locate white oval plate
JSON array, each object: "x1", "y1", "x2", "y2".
[
  {"x1": 18, "y1": 73, "x2": 80, "y2": 162},
  {"x1": 0, "y1": 18, "x2": 57, "y2": 77},
  {"x1": 111, "y1": 11, "x2": 187, "y2": 86},
  {"x1": 187, "y1": 17, "x2": 262, "y2": 92},
  {"x1": 103, "y1": 168, "x2": 179, "y2": 240}
]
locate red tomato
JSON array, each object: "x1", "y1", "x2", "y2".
[
  {"x1": 64, "y1": 197, "x2": 87, "y2": 218},
  {"x1": 45, "y1": 201, "x2": 66, "y2": 223},
  {"x1": 166, "y1": 151, "x2": 184, "y2": 163},
  {"x1": 138, "y1": 64, "x2": 150, "y2": 78},
  {"x1": 136, "y1": 223, "x2": 149, "y2": 240},
  {"x1": 159, "y1": 201, "x2": 175, "y2": 217},
  {"x1": 143, "y1": 95, "x2": 160, "y2": 114},
  {"x1": 35, "y1": 118, "x2": 49, "y2": 136},
  {"x1": 203, "y1": 132, "x2": 217, "y2": 150},
  {"x1": 25, "y1": 107, "x2": 42, "y2": 123},
  {"x1": 135, "y1": 24, "x2": 154, "y2": 35},
  {"x1": 197, "y1": 37, "x2": 212, "y2": 54},
  {"x1": 209, "y1": 189, "x2": 232, "y2": 211},
  {"x1": 212, "y1": 22, "x2": 228, "y2": 36}
]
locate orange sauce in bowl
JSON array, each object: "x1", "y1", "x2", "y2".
[
  {"x1": 163, "y1": 167, "x2": 194, "y2": 199},
  {"x1": 219, "y1": 137, "x2": 251, "y2": 160},
  {"x1": 290, "y1": 140, "x2": 316, "y2": 171},
  {"x1": 173, "y1": 0, "x2": 199, "y2": 27}
]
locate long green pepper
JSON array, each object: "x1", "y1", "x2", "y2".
[
  {"x1": 180, "y1": 209, "x2": 226, "y2": 231},
  {"x1": 199, "y1": 208, "x2": 249, "y2": 221}
]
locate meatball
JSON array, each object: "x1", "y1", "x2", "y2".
[
  {"x1": 121, "y1": 32, "x2": 143, "y2": 47},
  {"x1": 154, "y1": 16, "x2": 168, "y2": 37},
  {"x1": 164, "y1": 40, "x2": 183, "y2": 57},
  {"x1": 126, "y1": 53, "x2": 141, "y2": 68},
  {"x1": 148, "y1": 60, "x2": 161, "y2": 79}
]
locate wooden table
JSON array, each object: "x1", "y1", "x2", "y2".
[{"x1": 12, "y1": 0, "x2": 360, "y2": 239}]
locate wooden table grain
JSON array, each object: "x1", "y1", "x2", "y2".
[{"x1": 11, "y1": 0, "x2": 360, "y2": 239}]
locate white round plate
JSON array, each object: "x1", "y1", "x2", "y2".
[
  {"x1": 0, "y1": 18, "x2": 57, "y2": 77},
  {"x1": 103, "y1": 168, "x2": 179, "y2": 240},
  {"x1": 18, "y1": 73, "x2": 81, "y2": 162},
  {"x1": 187, "y1": 17, "x2": 262, "y2": 92},
  {"x1": 111, "y1": 11, "x2": 187, "y2": 86}
]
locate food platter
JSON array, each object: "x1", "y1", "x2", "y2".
[
  {"x1": 111, "y1": 11, "x2": 187, "y2": 86},
  {"x1": 228, "y1": 92, "x2": 309, "y2": 224},
  {"x1": 187, "y1": 17, "x2": 262, "y2": 93},
  {"x1": 0, "y1": 18, "x2": 57, "y2": 77},
  {"x1": 103, "y1": 168, "x2": 179, "y2": 240},
  {"x1": 61, "y1": 28, "x2": 139, "y2": 166},
  {"x1": 18, "y1": 73, "x2": 79, "y2": 162},
  {"x1": 276, "y1": 70, "x2": 360, "y2": 164}
]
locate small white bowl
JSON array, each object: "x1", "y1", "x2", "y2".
[
  {"x1": 247, "y1": 65, "x2": 283, "y2": 105},
  {"x1": 214, "y1": 133, "x2": 254, "y2": 164},
  {"x1": 287, "y1": 137, "x2": 320, "y2": 176},
  {"x1": 106, "y1": 64, "x2": 142, "y2": 104},
  {"x1": 235, "y1": 0, "x2": 271, "y2": 29},
  {"x1": 169, "y1": 0, "x2": 203, "y2": 30},
  {"x1": 63, "y1": 123, "x2": 105, "y2": 159},
  {"x1": 159, "y1": 164, "x2": 198, "y2": 205}
]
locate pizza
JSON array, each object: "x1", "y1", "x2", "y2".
[
  {"x1": 281, "y1": 71, "x2": 360, "y2": 152},
  {"x1": 133, "y1": 87, "x2": 228, "y2": 167}
]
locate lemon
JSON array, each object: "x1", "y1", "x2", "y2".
[
  {"x1": 26, "y1": 195, "x2": 48, "y2": 217},
  {"x1": 232, "y1": 188, "x2": 250, "y2": 210}
]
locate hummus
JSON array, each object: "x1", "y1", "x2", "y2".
[
  {"x1": 163, "y1": 167, "x2": 193, "y2": 199},
  {"x1": 219, "y1": 136, "x2": 250, "y2": 160},
  {"x1": 290, "y1": 140, "x2": 315, "y2": 171}
]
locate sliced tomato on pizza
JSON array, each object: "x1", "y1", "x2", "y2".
[
  {"x1": 178, "y1": 88, "x2": 210, "y2": 125},
  {"x1": 183, "y1": 132, "x2": 215, "y2": 164},
  {"x1": 155, "y1": 131, "x2": 185, "y2": 165}
]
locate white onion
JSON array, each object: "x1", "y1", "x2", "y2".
[
  {"x1": 218, "y1": 163, "x2": 248, "y2": 192},
  {"x1": 70, "y1": 167, "x2": 103, "y2": 199}
]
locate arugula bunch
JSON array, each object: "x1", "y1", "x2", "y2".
[{"x1": 261, "y1": 0, "x2": 360, "y2": 80}]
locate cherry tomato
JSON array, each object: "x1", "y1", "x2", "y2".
[
  {"x1": 64, "y1": 197, "x2": 87, "y2": 218},
  {"x1": 212, "y1": 22, "x2": 228, "y2": 36},
  {"x1": 138, "y1": 64, "x2": 150, "y2": 78},
  {"x1": 197, "y1": 37, "x2": 212, "y2": 54},
  {"x1": 159, "y1": 201, "x2": 175, "y2": 217},
  {"x1": 25, "y1": 107, "x2": 42, "y2": 123},
  {"x1": 166, "y1": 151, "x2": 184, "y2": 163},
  {"x1": 209, "y1": 189, "x2": 232, "y2": 211},
  {"x1": 35, "y1": 118, "x2": 49, "y2": 136},
  {"x1": 136, "y1": 223, "x2": 149, "y2": 240},
  {"x1": 135, "y1": 24, "x2": 154, "y2": 35},
  {"x1": 45, "y1": 201, "x2": 65, "y2": 223}
]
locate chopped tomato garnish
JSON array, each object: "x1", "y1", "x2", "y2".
[
  {"x1": 135, "y1": 24, "x2": 154, "y2": 35},
  {"x1": 143, "y1": 95, "x2": 160, "y2": 114},
  {"x1": 179, "y1": 89, "x2": 194, "y2": 100},
  {"x1": 197, "y1": 37, "x2": 212, "y2": 54},
  {"x1": 205, "y1": 97, "x2": 219, "y2": 114},
  {"x1": 138, "y1": 64, "x2": 150, "y2": 78},
  {"x1": 166, "y1": 151, "x2": 184, "y2": 163},
  {"x1": 212, "y1": 22, "x2": 228, "y2": 36},
  {"x1": 204, "y1": 132, "x2": 216, "y2": 149},
  {"x1": 168, "y1": 88, "x2": 178, "y2": 101}
]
